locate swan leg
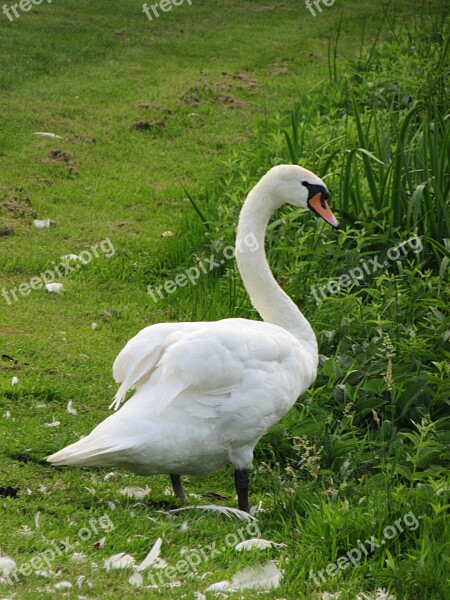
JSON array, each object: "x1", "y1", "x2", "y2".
[
  {"x1": 234, "y1": 469, "x2": 249, "y2": 513},
  {"x1": 170, "y1": 474, "x2": 187, "y2": 499}
]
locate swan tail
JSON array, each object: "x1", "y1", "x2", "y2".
[{"x1": 47, "y1": 435, "x2": 123, "y2": 467}]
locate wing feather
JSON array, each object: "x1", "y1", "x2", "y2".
[
  {"x1": 111, "y1": 319, "x2": 314, "y2": 431},
  {"x1": 110, "y1": 323, "x2": 200, "y2": 410}
]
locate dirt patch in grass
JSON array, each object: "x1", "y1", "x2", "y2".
[
  {"x1": 49, "y1": 149, "x2": 72, "y2": 162},
  {"x1": 215, "y1": 93, "x2": 243, "y2": 108},
  {"x1": 0, "y1": 224, "x2": 14, "y2": 236},
  {"x1": 131, "y1": 120, "x2": 166, "y2": 132},
  {"x1": 0, "y1": 190, "x2": 36, "y2": 219}
]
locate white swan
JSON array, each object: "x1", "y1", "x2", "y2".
[{"x1": 47, "y1": 165, "x2": 339, "y2": 512}]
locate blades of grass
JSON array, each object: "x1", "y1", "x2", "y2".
[
  {"x1": 408, "y1": 183, "x2": 428, "y2": 230},
  {"x1": 437, "y1": 256, "x2": 449, "y2": 296},
  {"x1": 327, "y1": 32, "x2": 333, "y2": 84},
  {"x1": 428, "y1": 106, "x2": 450, "y2": 242},
  {"x1": 358, "y1": 15, "x2": 367, "y2": 67},
  {"x1": 341, "y1": 149, "x2": 358, "y2": 216},
  {"x1": 424, "y1": 236, "x2": 450, "y2": 261},
  {"x1": 363, "y1": 11, "x2": 387, "y2": 70},
  {"x1": 353, "y1": 158, "x2": 365, "y2": 217},
  {"x1": 292, "y1": 106, "x2": 300, "y2": 154},
  {"x1": 352, "y1": 95, "x2": 381, "y2": 210},
  {"x1": 284, "y1": 130, "x2": 297, "y2": 165},
  {"x1": 180, "y1": 184, "x2": 211, "y2": 232},
  {"x1": 356, "y1": 147, "x2": 385, "y2": 166},
  {"x1": 391, "y1": 104, "x2": 425, "y2": 227},
  {"x1": 333, "y1": 13, "x2": 343, "y2": 84},
  {"x1": 284, "y1": 107, "x2": 305, "y2": 165},
  {"x1": 320, "y1": 148, "x2": 343, "y2": 181}
]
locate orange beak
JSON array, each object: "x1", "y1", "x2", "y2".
[{"x1": 308, "y1": 193, "x2": 339, "y2": 229}]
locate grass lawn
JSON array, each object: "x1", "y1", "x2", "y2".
[{"x1": 1, "y1": 1, "x2": 449, "y2": 598}]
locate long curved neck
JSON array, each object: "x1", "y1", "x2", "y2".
[{"x1": 235, "y1": 181, "x2": 318, "y2": 356}]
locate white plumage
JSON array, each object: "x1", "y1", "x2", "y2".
[{"x1": 48, "y1": 165, "x2": 339, "y2": 511}]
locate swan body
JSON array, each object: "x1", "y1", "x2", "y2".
[{"x1": 48, "y1": 165, "x2": 339, "y2": 511}]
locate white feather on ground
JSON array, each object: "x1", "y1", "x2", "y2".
[
  {"x1": 104, "y1": 553, "x2": 135, "y2": 571},
  {"x1": 169, "y1": 505, "x2": 257, "y2": 522},
  {"x1": 234, "y1": 538, "x2": 286, "y2": 551},
  {"x1": 33, "y1": 218, "x2": 54, "y2": 229},
  {"x1": 32, "y1": 132, "x2": 63, "y2": 139},
  {"x1": 67, "y1": 401, "x2": 77, "y2": 415},
  {"x1": 356, "y1": 589, "x2": 396, "y2": 600},
  {"x1": 0, "y1": 555, "x2": 16, "y2": 573},
  {"x1": 205, "y1": 560, "x2": 281, "y2": 593},
  {"x1": 135, "y1": 537, "x2": 162, "y2": 572},
  {"x1": 119, "y1": 486, "x2": 151, "y2": 499},
  {"x1": 129, "y1": 572, "x2": 143, "y2": 587},
  {"x1": 45, "y1": 283, "x2": 64, "y2": 294},
  {"x1": 54, "y1": 580, "x2": 72, "y2": 590},
  {"x1": 104, "y1": 538, "x2": 166, "y2": 583}
]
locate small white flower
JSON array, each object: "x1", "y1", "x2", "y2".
[
  {"x1": 60, "y1": 254, "x2": 79, "y2": 261},
  {"x1": 91, "y1": 322, "x2": 98, "y2": 330},
  {"x1": 161, "y1": 231, "x2": 174, "y2": 237},
  {"x1": 71, "y1": 552, "x2": 86, "y2": 563},
  {"x1": 18, "y1": 525, "x2": 33, "y2": 536},
  {"x1": 11, "y1": 376, "x2": 19, "y2": 386}
]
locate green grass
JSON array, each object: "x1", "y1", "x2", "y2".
[{"x1": 1, "y1": 1, "x2": 449, "y2": 599}]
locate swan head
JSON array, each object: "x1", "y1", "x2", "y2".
[{"x1": 265, "y1": 165, "x2": 339, "y2": 228}]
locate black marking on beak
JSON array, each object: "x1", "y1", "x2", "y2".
[{"x1": 302, "y1": 181, "x2": 330, "y2": 203}]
